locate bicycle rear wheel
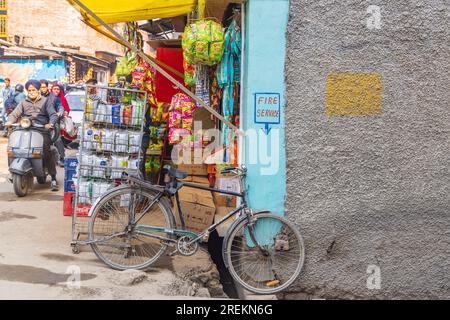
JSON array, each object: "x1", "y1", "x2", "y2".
[
  {"x1": 88, "y1": 187, "x2": 173, "y2": 271},
  {"x1": 224, "y1": 213, "x2": 305, "y2": 295}
]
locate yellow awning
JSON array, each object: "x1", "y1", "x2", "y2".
[{"x1": 68, "y1": 0, "x2": 197, "y2": 25}]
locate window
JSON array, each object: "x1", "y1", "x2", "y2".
[
  {"x1": 0, "y1": 0, "x2": 7, "y2": 10},
  {"x1": 0, "y1": 16, "x2": 7, "y2": 38}
]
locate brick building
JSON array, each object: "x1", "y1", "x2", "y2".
[{"x1": 0, "y1": 0, "x2": 124, "y2": 84}]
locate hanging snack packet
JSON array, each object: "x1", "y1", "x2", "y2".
[
  {"x1": 111, "y1": 155, "x2": 128, "y2": 179},
  {"x1": 112, "y1": 104, "x2": 122, "y2": 124},
  {"x1": 91, "y1": 128, "x2": 102, "y2": 151},
  {"x1": 209, "y1": 41, "x2": 225, "y2": 65},
  {"x1": 103, "y1": 129, "x2": 116, "y2": 152},
  {"x1": 122, "y1": 105, "x2": 133, "y2": 125},
  {"x1": 95, "y1": 103, "x2": 107, "y2": 123},
  {"x1": 181, "y1": 101, "x2": 197, "y2": 119},
  {"x1": 169, "y1": 128, "x2": 190, "y2": 145},
  {"x1": 131, "y1": 100, "x2": 142, "y2": 127},
  {"x1": 196, "y1": 20, "x2": 211, "y2": 42},
  {"x1": 115, "y1": 131, "x2": 129, "y2": 153},
  {"x1": 79, "y1": 152, "x2": 94, "y2": 177},
  {"x1": 182, "y1": 117, "x2": 194, "y2": 132},
  {"x1": 127, "y1": 158, "x2": 140, "y2": 173},
  {"x1": 129, "y1": 132, "x2": 142, "y2": 154},
  {"x1": 78, "y1": 180, "x2": 92, "y2": 204},
  {"x1": 82, "y1": 127, "x2": 93, "y2": 150},
  {"x1": 105, "y1": 104, "x2": 113, "y2": 123},
  {"x1": 195, "y1": 41, "x2": 209, "y2": 64},
  {"x1": 92, "y1": 155, "x2": 108, "y2": 179},
  {"x1": 182, "y1": 23, "x2": 196, "y2": 64},
  {"x1": 91, "y1": 181, "x2": 113, "y2": 204}
]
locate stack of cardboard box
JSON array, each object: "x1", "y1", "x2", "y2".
[{"x1": 175, "y1": 161, "x2": 216, "y2": 234}]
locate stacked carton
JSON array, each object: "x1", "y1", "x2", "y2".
[{"x1": 175, "y1": 153, "x2": 216, "y2": 234}]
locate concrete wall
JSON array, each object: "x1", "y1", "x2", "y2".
[
  {"x1": 285, "y1": 1, "x2": 450, "y2": 299},
  {"x1": 7, "y1": 0, "x2": 123, "y2": 56}
]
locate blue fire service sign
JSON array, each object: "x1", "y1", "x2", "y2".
[{"x1": 254, "y1": 93, "x2": 281, "y2": 134}]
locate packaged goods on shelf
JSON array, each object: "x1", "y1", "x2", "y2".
[
  {"x1": 115, "y1": 131, "x2": 129, "y2": 153},
  {"x1": 78, "y1": 179, "x2": 92, "y2": 204},
  {"x1": 129, "y1": 132, "x2": 142, "y2": 154},
  {"x1": 110, "y1": 155, "x2": 129, "y2": 179},
  {"x1": 92, "y1": 155, "x2": 109, "y2": 179},
  {"x1": 103, "y1": 129, "x2": 117, "y2": 152},
  {"x1": 92, "y1": 181, "x2": 114, "y2": 204}
]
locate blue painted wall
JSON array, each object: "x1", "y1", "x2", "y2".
[
  {"x1": 242, "y1": 0, "x2": 289, "y2": 216},
  {"x1": 0, "y1": 59, "x2": 66, "y2": 83}
]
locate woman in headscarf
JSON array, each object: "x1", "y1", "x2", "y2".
[{"x1": 51, "y1": 84, "x2": 70, "y2": 116}]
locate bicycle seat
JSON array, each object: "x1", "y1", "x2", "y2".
[{"x1": 164, "y1": 165, "x2": 189, "y2": 180}]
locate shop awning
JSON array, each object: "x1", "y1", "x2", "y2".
[{"x1": 68, "y1": 0, "x2": 197, "y2": 25}]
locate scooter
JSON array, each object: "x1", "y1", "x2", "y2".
[{"x1": 7, "y1": 117, "x2": 60, "y2": 197}]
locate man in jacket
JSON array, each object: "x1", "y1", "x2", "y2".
[{"x1": 5, "y1": 79, "x2": 59, "y2": 191}]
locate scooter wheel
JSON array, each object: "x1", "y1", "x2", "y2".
[
  {"x1": 37, "y1": 176, "x2": 47, "y2": 185},
  {"x1": 12, "y1": 174, "x2": 29, "y2": 197}
]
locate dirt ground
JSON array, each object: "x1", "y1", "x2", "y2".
[{"x1": 0, "y1": 137, "x2": 227, "y2": 300}]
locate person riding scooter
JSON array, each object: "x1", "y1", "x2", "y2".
[{"x1": 5, "y1": 79, "x2": 59, "y2": 191}]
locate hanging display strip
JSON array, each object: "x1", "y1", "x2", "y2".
[{"x1": 71, "y1": 85, "x2": 147, "y2": 247}]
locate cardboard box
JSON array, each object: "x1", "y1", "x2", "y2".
[
  {"x1": 213, "y1": 192, "x2": 237, "y2": 208},
  {"x1": 181, "y1": 176, "x2": 211, "y2": 187},
  {"x1": 174, "y1": 148, "x2": 208, "y2": 176},
  {"x1": 215, "y1": 176, "x2": 241, "y2": 194},
  {"x1": 178, "y1": 163, "x2": 208, "y2": 176},
  {"x1": 174, "y1": 187, "x2": 216, "y2": 234},
  {"x1": 214, "y1": 206, "x2": 239, "y2": 237}
]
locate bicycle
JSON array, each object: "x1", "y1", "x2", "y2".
[{"x1": 85, "y1": 165, "x2": 305, "y2": 294}]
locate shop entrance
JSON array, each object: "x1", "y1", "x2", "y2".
[{"x1": 69, "y1": 0, "x2": 247, "y2": 297}]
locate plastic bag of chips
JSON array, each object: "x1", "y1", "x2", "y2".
[{"x1": 182, "y1": 24, "x2": 196, "y2": 64}]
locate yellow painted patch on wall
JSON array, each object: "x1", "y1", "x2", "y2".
[{"x1": 326, "y1": 73, "x2": 383, "y2": 116}]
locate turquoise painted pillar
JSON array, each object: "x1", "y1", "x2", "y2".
[{"x1": 242, "y1": 0, "x2": 289, "y2": 218}]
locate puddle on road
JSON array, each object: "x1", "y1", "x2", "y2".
[
  {"x1": 0, "y1": 264, "x2": 97, "y2": 285},
  {"x1": 0, "y1": 211, "x2": 37, "y2": 222}
]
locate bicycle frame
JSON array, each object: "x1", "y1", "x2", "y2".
[{"x1": 135, "y1": 181, "x2": 248, "y2": 245}]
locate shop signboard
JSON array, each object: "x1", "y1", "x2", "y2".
[{"x1": 254, "y1": 93, "x2": 281, "y2": 135}]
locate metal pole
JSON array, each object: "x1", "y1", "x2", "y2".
[{"x1": 70, "y1": 0, "x2": 244, "y2": 136}]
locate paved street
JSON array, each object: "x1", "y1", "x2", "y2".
[{"x1": 0, "y1": 138, "x2": 225, "y2": 300}]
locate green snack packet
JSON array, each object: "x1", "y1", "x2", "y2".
[
  {"x1": 182, "y1": 24, "x2": 196, "y2": 64},
  {"x1": 209, "y1": 41, "x2": 225, "y2": 65},
  {"x1": 196, "y1": 20, "x2": 211, "y2": 42},
  {"x1": 195, "y1": 41, "x2": 210, "y2": 64},
  {"x1": 185, "y1": 72, "x2": 195, "y2": 87},
  {"x1": 210, "y1": 21, "x2": 224, "y2": 42}
]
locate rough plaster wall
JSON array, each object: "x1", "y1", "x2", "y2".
[
  {"x1": 285, "y1": 0, "x2": 450, "y2": 299},
  {"x1": 8, "y1": 0, "x2": 123, "y2": 56}
]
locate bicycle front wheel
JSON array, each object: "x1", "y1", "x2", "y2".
[
  {"x1": 224, "y1": 213, "x2": 305, "y2": 295},
  {"x1": 88, "y1": 187, "x2": 173, "y2": 271}
]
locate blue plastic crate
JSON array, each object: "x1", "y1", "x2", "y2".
[
  {"x1": 64, "y1": 180, "x2": 76, "y2": 193},
  {"x1": 64, "y1": 157, "x2": 78, "y2": 172},
  {"x1": 64, "y1": 170, "x2": 77, "y2": 183}
]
